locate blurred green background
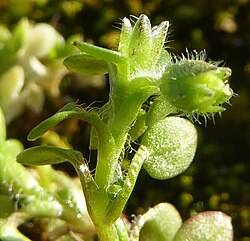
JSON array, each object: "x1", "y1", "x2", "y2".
[{"x1": 0, "y1": 0, "x2": 249, "y2": 240}]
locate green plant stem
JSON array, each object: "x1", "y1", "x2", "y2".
[
  {"x1": 96, "y1": 219, "x2": 129, "y2": 241},
  {"x1": 96, "y1": 223, "x2": 120, "y2": 241},
  {"x1": 103, "y1": 145, "x2": 150, "y2": 224}
]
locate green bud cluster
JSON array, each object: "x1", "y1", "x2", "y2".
[
  {"x1": 159, "y1": 58, "x2": 233, "y2": 116},
  {"x1": 118, "y1": 15, "x2": 171, "y2": 80}
]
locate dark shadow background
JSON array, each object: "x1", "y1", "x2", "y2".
[{"x1": 1, "y1": 0, "x2": 250, "y2": 240}]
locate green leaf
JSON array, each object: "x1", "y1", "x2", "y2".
[
  {"x1": 63, "y1": 52, "x2": 108, "y2": 75},
  {"x1": 173, "y1": 211, "x2": 233, "y2": 241},
  {"x1": 0, "y1": 141, "x2": 45, "y2": 196},
  {"x1": 141, "y1": 116, "x2": 197, "y2": 180},
  {"x1": 24, "y1": 198, "x2": 63, "y2": 217},
  {"x1": 73, "y1": 41, "x2": 127, "y2": 64},
  {"x1": 27, "y1": 102, "x2": 78, "y2": 141},
  {"x1": 27, "y1": 102, "x2": 106, "y2": 142},
  {"x1": 16, "y1": 146, "x2": 83, "y2": 166},
  {"x1": 130, "y1": 203, "x2": 182, "y2": 241}
]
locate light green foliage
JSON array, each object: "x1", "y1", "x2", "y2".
[
  {"x1": 0, "y1": 107, "x2": 95, "y2": 240},
  {"x1": 0, "y1": 18, "x2": 81, "y2": 123},
  {"x1": 15, "y1": 14, "x2": 234, "y2": 241}
]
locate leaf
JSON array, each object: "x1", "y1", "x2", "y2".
[
  {"x1": 141, "y1": 116, "x2": 197, "y2": 180},
  {"x1": 0, "y1": 141, "x2": 44, "y2": 196},
  {"x1": 16, "y1": 146, "x2": 83, "y2": 166},
  {"x1": 63, "y1": 52, "x2": 108, "y2": 75},
  {"x1": 173, "y1": 211, "x2": 233, "y2": 241},
  {"x1": 73, "y1": 41, "x2": 127, "y2": 64},
  {"x1": 130, "y1": 203, "x2": 182, "y2": 241},
  {"x1": 27, "y1": 102, "x2": 78, "y2": 141}
]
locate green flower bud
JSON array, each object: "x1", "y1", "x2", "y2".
[
  {"x1": 119, "y1": 14, "x2": 171, "y2": 79},
  {"x1": 159, "y1": 58, "x2": 234, "y2": 116}
]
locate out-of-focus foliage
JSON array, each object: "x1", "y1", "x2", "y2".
[
  {"x1": 0, "y1": 18, "x2": 81, "y2": 123},
  {"x1": 0, "y1": 0, "x2": 249, "y2": 240},
  {"x1": 0, "y1": 107, "x2": 95, "y2": 241}
]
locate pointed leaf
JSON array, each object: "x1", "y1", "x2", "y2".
[
  {"x1": 173, "y1": 211, "x2": 233, "y2": 241},
  {"x1": 27, "y1": 102, "x2": 78, "y2": 141},
  {"x1": 141, "y1": 116, "x2": 197, "y2": 180},
  {"x1": 64, "y1": 52, "x2": 108, "y2": 75},
  {"x1": 130, "y1": 203, "x2": 182, "y2": 241},
  {"x1": 27, "y1": 102, "x2": 107, "y2": 142},
  {"x1": 16, "y1": 146, "x2": 83, "y2": 166},
  {"x1": 73, "y1": 41, "x2": 127, "y2": 64}
]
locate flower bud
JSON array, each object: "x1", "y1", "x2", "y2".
[
  {"x1": 159, "y1": 59, "x2": 233, "y2": 115},
  {"x1": 118, "y1": 14, "x2": 170, "y2": 79}
]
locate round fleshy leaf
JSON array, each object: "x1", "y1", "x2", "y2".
[
  {"x1": 173, "y1": 211, "x2": 233, "y2": 241},
  {"x1": 130, "y1": 203, "x2": 182, "y2": 241},
  {"x1": 141, "y1": 116, "x2": 197, "y2": 180}
]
